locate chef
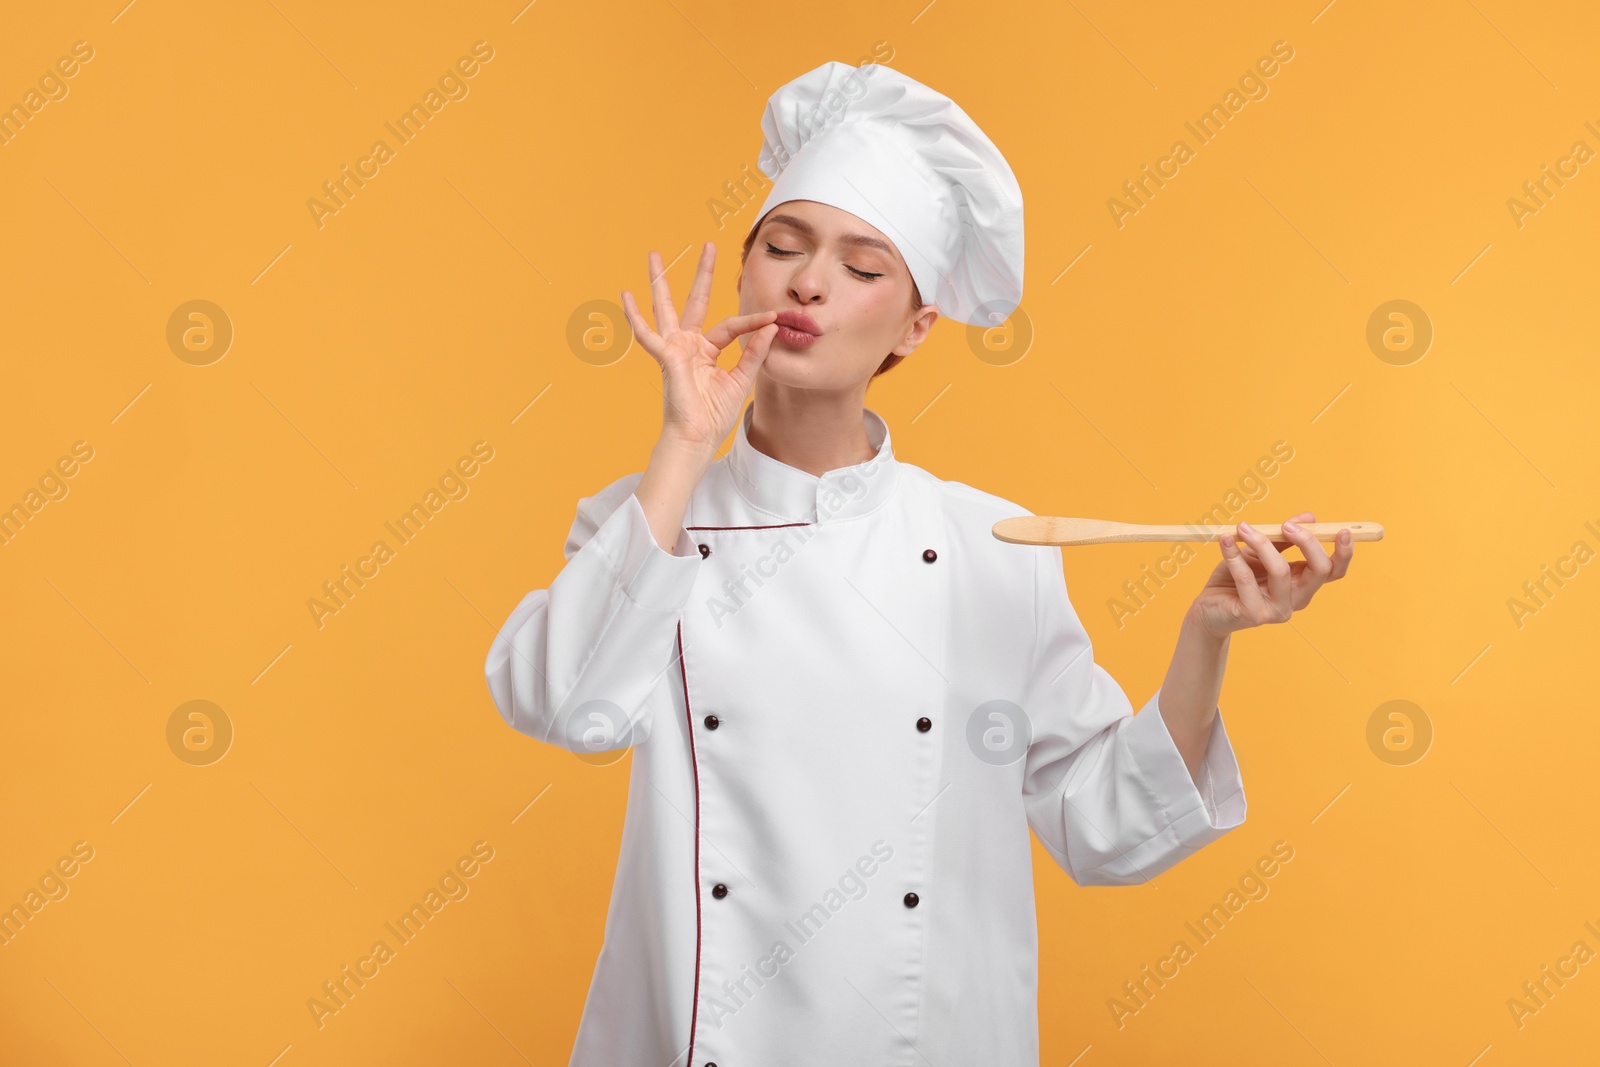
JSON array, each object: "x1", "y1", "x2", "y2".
[{"x1": 485, "y1": 60, "x2": 1354, "y2": 1066}]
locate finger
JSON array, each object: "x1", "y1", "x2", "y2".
[
  {"x1": 1232, "y1": 540, "x2": 1308, "y2": 585},
  {"x1": 1328, "y1": 527, "x2": 1355, "y2": 580},
  {"x1": 680, "y1": 242, "x2": 716, "y2": 333},
  {"x1": 1269, "y1": 511, "x2": 1316, "y2": 550},
  {"x1": 1219, "y1": 534, "x2": 1268, "y2": 619},
  {"x1": 703, "y1": 309, "x2": 780, "y2": 350},
  {"x1": 620, "y1": 289, "x2": 664, "y2": 359},
  {"x1": 728, "y1": 323, "x2": 779, "y2": 393},
  {"x1": 648, "y1": 250, "x2": 680, "y2": 336},
  {"x1": 1279, "y1": 517, "x2": 1333, "y2": 580},
  {"x1": 1237, "y1": 521, "x2": 1293, "y2": 622},
  {"x1": 1232, "y1": 537, "x2": 1273, "y2": 572},
  {"x1": 1280, "y1": 517, "x2": 1333, "y2": 608}
]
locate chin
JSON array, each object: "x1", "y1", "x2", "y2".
[
  {"x1": 759, "y1": 347, "x2": 842, "y2": 388},
  {"x1": 757, "y1": 352, "x2": 812, "y2": 385},
  {"x1": 758, "y1": 364, "x2": 871, "y2": 395}
]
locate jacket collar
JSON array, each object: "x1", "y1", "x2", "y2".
[{"x1": 725, "y1": 401, "x2": 900, "y2": 525}]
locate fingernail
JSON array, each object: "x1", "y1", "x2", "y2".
[
  {"x1": 1240, "y1": 521, "x2": 1255, "y2": 534},
  {"x1": 1283, "y1": 520, "x2": 1299, "y2": 533}
]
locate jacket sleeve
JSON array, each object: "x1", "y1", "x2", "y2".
[
  {"x1": 484, "y1": 472, "x2": 703, "y2": 752},
  {"x1": 1020, "y1": 543, "x2": 1246, "y2": 886}
]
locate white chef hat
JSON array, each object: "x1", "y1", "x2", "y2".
[{"x1": 746, "y1": 62, "x2": 1025, "y2": 326}]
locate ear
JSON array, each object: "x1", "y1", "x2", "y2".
[{"x1": 892, "y1": 304, "x2": 940, "y2": 356}]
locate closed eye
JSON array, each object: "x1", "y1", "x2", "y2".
[{"x1": 765, "y1": 242, "x2": 883, "y2": 280}]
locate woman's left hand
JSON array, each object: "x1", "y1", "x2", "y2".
[{"x1": 1190, "y1": 511, "x2": 1355, "y2": 639}]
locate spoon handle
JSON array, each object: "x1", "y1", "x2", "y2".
[{"x1": 992, "y1": 517, "x2": 1385, "y2": 547}]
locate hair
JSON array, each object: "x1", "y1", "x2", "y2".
[{"x1": 739, "y1": 221, "x2": 921, "y2": 379}]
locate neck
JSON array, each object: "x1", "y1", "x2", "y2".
[{"x1": 748, "y1": 378, "x2": 877, "y2": 477}]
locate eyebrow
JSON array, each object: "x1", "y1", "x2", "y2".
[{"x1": 760, "y1": 213, "x2": 896, "y2": 256}]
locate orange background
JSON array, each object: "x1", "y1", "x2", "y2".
[{"x1": 3, "y1": 1, "x2": 1598, "y2": 1064}]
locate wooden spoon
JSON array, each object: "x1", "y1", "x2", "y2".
[{"x1": 993, "y1": 517, "x2": 1384, "y2": 547}]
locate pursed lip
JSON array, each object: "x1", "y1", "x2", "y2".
[{"x1": 774, "y1": 310, "x2": 822, "y2": 336}]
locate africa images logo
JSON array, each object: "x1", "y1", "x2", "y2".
[
  {"x1": 701, "y1": 461, "x2": 880, "y2": 629},
  {"x1": 703, "y1": 840, "x2": 894, "y2": 1029}
]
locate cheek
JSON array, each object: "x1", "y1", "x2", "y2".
[
  {"x1": 740, "y1": 259, "x2": 783, "y2": 308},
  {"x1": 850, "y1": 285, "x2": 908, "y2": 343}
]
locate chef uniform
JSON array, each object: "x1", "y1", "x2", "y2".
[{"x1": 484, "y1": 61, "x2": 1247, "y2": 1067}]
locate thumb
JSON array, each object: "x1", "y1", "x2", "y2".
[{"x1": 728, "y1": 322, "x2": 778, "y2": 394}]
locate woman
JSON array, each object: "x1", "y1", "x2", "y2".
[{"x1": 485, "y1": 61, "x2": 1353, "y2": 1066}]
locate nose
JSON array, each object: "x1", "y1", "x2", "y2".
[{"x1": 787, "y1": 260, "x2": 826, "y2": 304}]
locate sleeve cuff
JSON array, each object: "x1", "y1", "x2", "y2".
[
  {"x1": 587, "y1": 490, "x2": 703, "y2": 613},
  {"x1": 1124, "y1": 686, "x2": 1247, "y2": 839}
]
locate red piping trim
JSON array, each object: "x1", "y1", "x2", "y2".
[
  {"x1": 687, "y1": 522, "x2": 811, "y2": 531},
  {"x1": 677, "y1": 521, "x2": 812, "y2": 1066},
  {"x1": 677, "y1": 619, "x2": 702, "y2": 1067}
]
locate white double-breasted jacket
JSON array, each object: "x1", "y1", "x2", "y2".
[{"x1": 485, "y1": 401, "x2": 1246, "y2": 1066}]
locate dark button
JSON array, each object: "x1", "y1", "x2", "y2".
[
  {"x1": 916, "y1": 717, "x2": 932, "y2": 732},
  {"x1": 903, "y1": 892, "x2": 920, "y2": 908},
  {"x1": 704, "y1": 714, "x2": 720, "y2": 730},
  {"x1": 712, "y1": 883, "x2": 728, "y2": 899},
  {"x1": 698, "y1": 543, "x2": 711, "y2": 558},
  {"x1": 922, "y1": 548, "x2": 937, "y2": 563}
]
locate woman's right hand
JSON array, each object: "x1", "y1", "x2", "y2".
[{"x1": 621, "y1": 242, "x2": 780, "y2": 463}]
